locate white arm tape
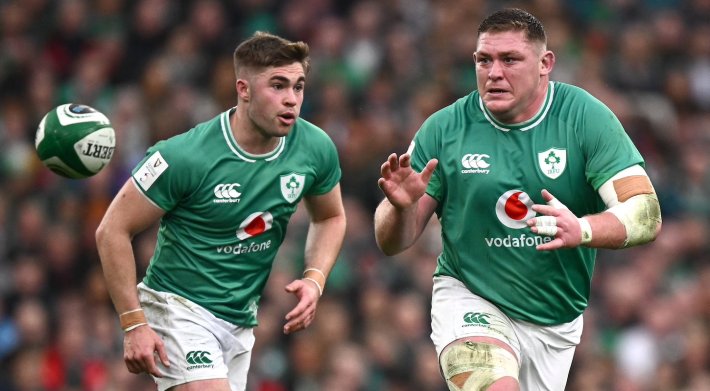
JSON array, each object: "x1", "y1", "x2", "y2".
[
  {"x1": 606, "y1": 192, "x2": 661, "y2": 247},
  {"x1": 598, "y1": 165, "x2": 648, "y2": 208}
]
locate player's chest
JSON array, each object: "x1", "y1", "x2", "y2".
[
  {"x1": 190, "y1": 158, "x2": 316, "y2": 221},
  {"x1": 440, "y1": 127, "x2": 584, "y2": 193}
]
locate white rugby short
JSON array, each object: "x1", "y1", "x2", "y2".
[
  {"x1": 430, "y1": 276, "x2": 583, "y2": 390},
  {"x1": 137, "y1": 283, "x2": 255, "y2": 391}
]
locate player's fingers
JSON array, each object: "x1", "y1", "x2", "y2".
[
  {"x1": 144, "y1": 354, "x2": 163, "y2": 378},
  {"x1": 540, "y1": 189, "x2": 554, "y2": 202},
  {"x1": 537, "y1": 237, "x2": 564, "y2": 251},
  {"x1": 534, "y1": 216, "x2": 558, "y2": 236},
  {"x1": 125, "y1": 358, "x2": 141, "y2": 374},
  {"x1": 531, "y1": 204, "x2": 560, "y2": 216},
  {"x1": 388, "y1": 153, "x2": 399, "y2": 169},
  {"x1": 547, "y1": 198, "x2": 565, "y2": 209},
  {"x1": 399, "y1": 153, "x2": 411, "y2": 167},
  {"x1": 541, "y1": 189, "x2": 568, "y2": 209},
  {"x1": 284, "y1": 279, "x2": 300, "y2": 293},
  {"x1": 377, "y1": 177, "x2": 386, "y2": 190},
  {"x1": 284, "y1": 308, "x2": 313, "y2": 334},
  {"x1": 380, "y1": 161, "x2": 392, "y2": 178},
  {"x1": 156, "y1": 340, "x2": 170, "y2": 368},
  {"x1": 285, "y1": 299, "x2": 312, "y2": 321},
  {"x1": 284, "y1": 291, "x2": 312, "y2": 321},
  {"x1": 420, "y1": 159, "x2": 439, "y2": 183}
]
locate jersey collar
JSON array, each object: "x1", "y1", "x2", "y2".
[
  {"x1": 478, "y1": 81, "x2": 554, "y2": 132},
  {"x1": 220, "y1": 108, "x2": 286, "y2": 162}
]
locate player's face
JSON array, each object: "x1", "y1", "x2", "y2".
[
  {"x1": 474, "y1": 30, "x2": 553, "y2": 124},
  {"x1": 244, "y1": 63, "x2": 305, "y2": 138}
]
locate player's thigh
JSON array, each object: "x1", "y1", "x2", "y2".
[
  {"x1": 169, "y1": 379, "x2": 231, "y2": 391},
  {"x1": 226, "y1": 347, "x2": 253, "y2": 391},
  {"x1": 430, "y1": 276, "x2": 521, "y2": 358},
  {"x1": 440, "y1": 336, "x2": 520, "y2": 391},
  {"x1": 138, "y1": 284, "x2": 232, "y2": 391},
  {"x1": 514, "y1": 316, "x2": 582, "y2": 391},
  {"x1": 431, "y1": 276, "x2": 521, "y2": 390}
]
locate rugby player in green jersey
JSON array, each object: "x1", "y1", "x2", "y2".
[
  {"x1": 96, "y1": 32, "x2": 346, "y2": 391},
  {"x1": 374, "y1": 8, "x2": 661, "y2": 391}
]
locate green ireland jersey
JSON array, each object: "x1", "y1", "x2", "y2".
[
  {"x1": 131, "y1": 108, "x2": 341, "y2": 327},
  {"x1": 410, "y1": 82, "x2": 643, "y2": 325}
]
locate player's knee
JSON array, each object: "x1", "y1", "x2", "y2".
[{"x1": 440, "y1": 340, "x2": 520, "y2": 391}]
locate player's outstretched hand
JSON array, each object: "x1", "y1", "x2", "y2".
[
  {"x1": 123, "y1": 325, "x2": 170, "y2": 377},
  {"x1": 377, "y1": 153, "x2": 438, "y2": 209},
  {"x1": 527, "y1": 189, "x2": 583, "y2": 251},
  {"x1": 283, "y1": 278, "x2": 320, "y2": 334}
]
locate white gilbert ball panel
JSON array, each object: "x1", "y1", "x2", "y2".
[{"x1": 35, "y1": 103, "x2": 116, "y2": 179}]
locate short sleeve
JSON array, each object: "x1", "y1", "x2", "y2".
[
  {"x1": 307, "y1": 130, "x2": 342, "y2": 196},
  {"x1": 131, "y1": 141, "x2": 193, "y2": 211}
]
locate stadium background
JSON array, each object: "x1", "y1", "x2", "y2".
[{"x1": 0, "y1": 0, "x2": 708, "y2": 390}]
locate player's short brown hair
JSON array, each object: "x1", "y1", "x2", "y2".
[
  {"x1": 478, "y1": 8, "x2": 547, "y2": 45},
  {"x1": 233, "y1": 31, "x2": 310, "y2": 77}
]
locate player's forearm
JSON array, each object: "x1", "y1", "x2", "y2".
[
  {"x1": 584, "y1": 194, "x2": 662, "y2": 249},
  {"x1": 581, "y1": 212, "x2": 628, "y2": 248},
  {"x1": 96, "y1": 225, "x2": 141, "y2": 314},
  {"x1": 303, "y1": 213, "x2": 346, "y2": 287},
  {"x1": 374, "y1": 198, "x2": 420, "y2": 255}
]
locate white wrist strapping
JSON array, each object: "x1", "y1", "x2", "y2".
[{"x1": 578, "y1": 217, "x2": 592, "y2": 245}]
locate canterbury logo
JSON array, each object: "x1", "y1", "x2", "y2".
[
  {"x1": 463, "y1": 312, "x2": 491, "y2": 325},
  {"x1": 461, "y1": 153, "x2": 490, "y2": 169},
  {"x1": 214, "y1": 183, "x2": 241, "y2": 199},
  {"x1": 186, "y1": 351, "x2": 213, "y2": 365}
]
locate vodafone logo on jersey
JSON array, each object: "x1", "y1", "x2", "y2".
[
  {"x1": 236, "y1": 211, "x2": 273, "y2": 240},
  {"x1": 495, "y1": 190, "x2": 536, "y2": 229},
  {"x1": 487, "y1": 190, "x2": 552, "y2": 248}
]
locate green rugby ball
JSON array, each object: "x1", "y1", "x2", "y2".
[{"x1": 35, "y1": 103, "x2": 116, "y2": 179}]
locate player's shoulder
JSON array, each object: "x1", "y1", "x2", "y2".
[
  {"x1": 551, "y1": 81, "x2": 616, "y2": 117},
  {"x1": 552, "y1": 81, "x2": 605, "y2": 107},
  {"x1": 419, "y1": 91, "x2": 478, "y2": 134},
  {"x1": 292, "y1": 117, "x2": 336, "y2": 146},
  {"x1": 294, "y1": 117, "x2": 328, "y2": 135},
  {"x1": 435, "y1": 91, "x2": 477, "y2": 117},
  {"x1": 146, "y1": 111, "x2": 224, "y2": 164}
]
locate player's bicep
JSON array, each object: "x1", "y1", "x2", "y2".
[
  {"x1": 101, "y1": 180, "x2": 166, "y2": 238},
  {"x1": 597, "y1": 165, "x2": 655, "y2": 208},
  {"x1": 303, "y1": 184, "x2": 345, "y2": 222},
  {"x1": 597, "y1": 165, "x2": 661, "y2": 247}
]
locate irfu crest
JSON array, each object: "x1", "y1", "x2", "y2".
[
  {"x1": 280, "y1": 173, "x2": 305, "y2": 203},
  {"x1": 537, "y1": 148, "x2": 567, "y2": 179}
]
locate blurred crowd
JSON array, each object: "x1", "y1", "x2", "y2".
[{"x1": 0, "y1": 0, "x2": 708, "y2": 390}]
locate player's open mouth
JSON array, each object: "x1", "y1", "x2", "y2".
[
  {"x1": 487, "y1": 88, "x2": 509, "y2": 95},
  {"x1": 278, "y1": 112, "x2": 296, "y2": 125}
]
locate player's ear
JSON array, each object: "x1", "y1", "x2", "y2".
[
  {"x1": 540, "y1": 50, "x2": 555, "y2": 76},
  {"x1": 236, "y1": 79, "x2": 250, "y2": 102}
]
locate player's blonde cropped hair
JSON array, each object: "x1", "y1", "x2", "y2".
[
  {"x1": 477, "y1": 8, "x2": 547, "y2": 46},
  {"x1": 233, "y1": 31, "x2": 310, "y2": 77}
]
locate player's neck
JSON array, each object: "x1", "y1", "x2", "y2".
[
  {"x1": 519, "y1": 79, "x2": 550, "y2": 123},
  {"x1": 495, "y1": 79, "x2": 550, "y2": 125},
  {"x1": 230, "y1": 108, "x2": 281, "y2": 155}
]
